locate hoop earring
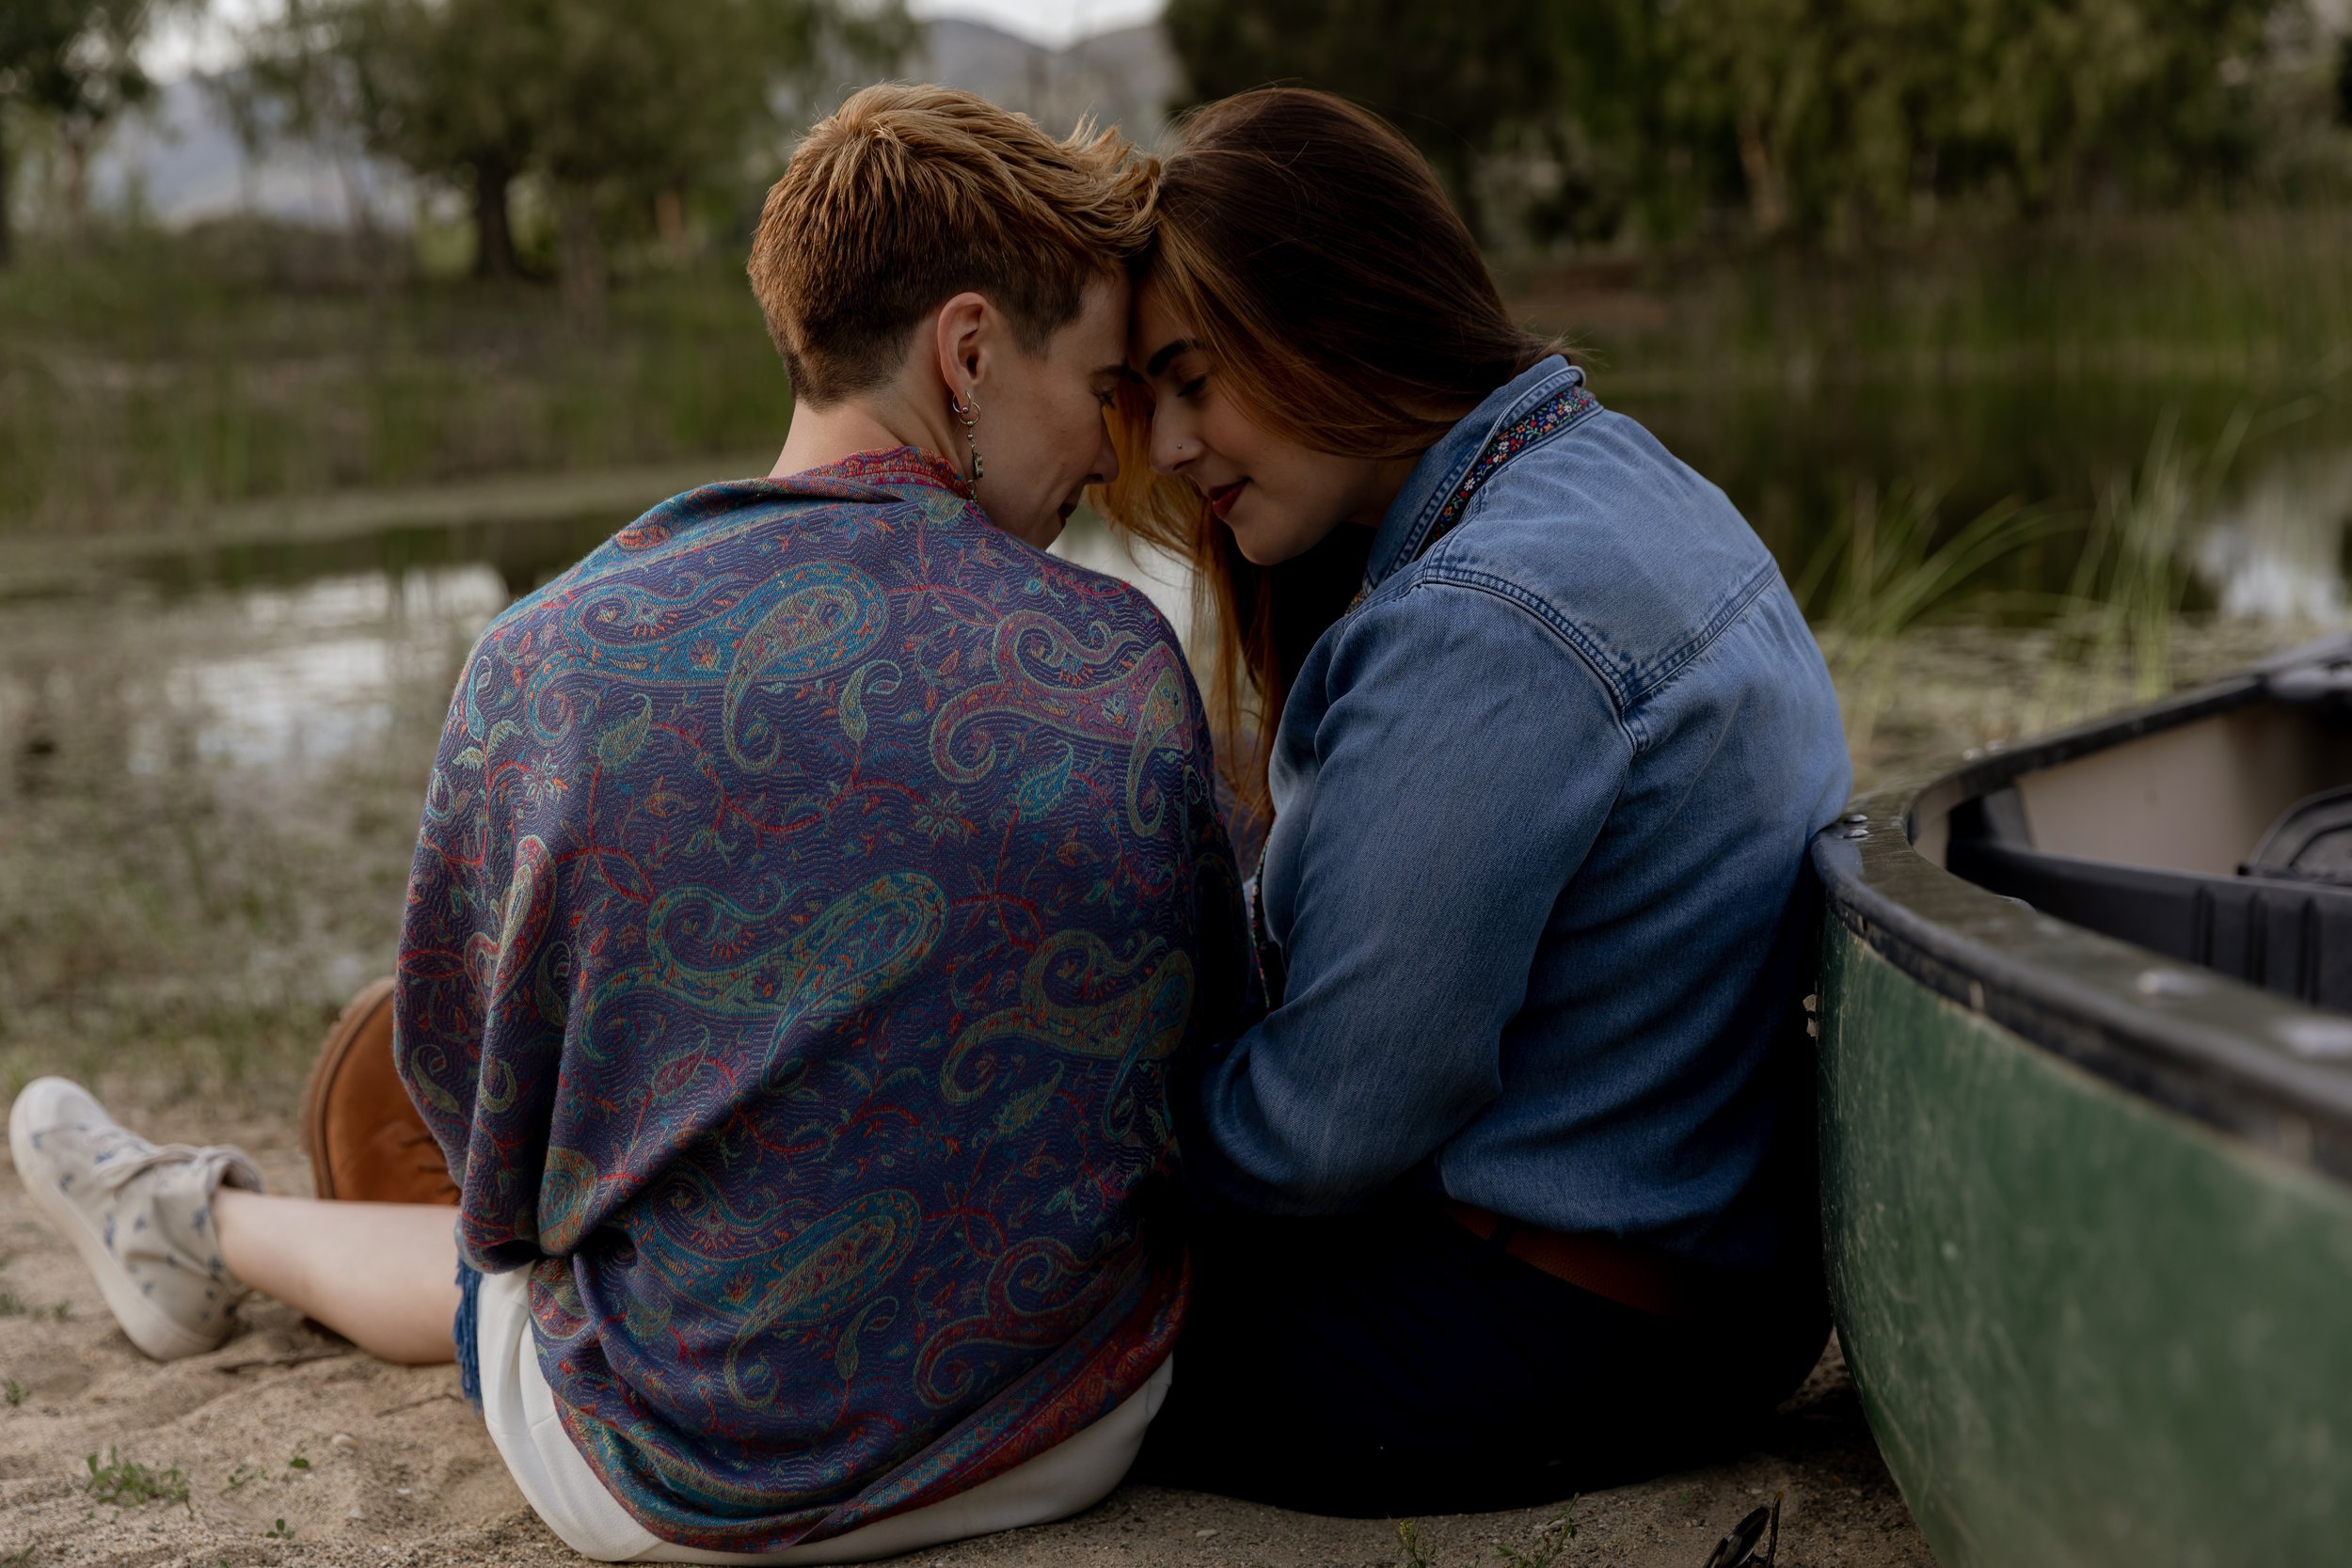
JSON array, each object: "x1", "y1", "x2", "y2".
[{"x1": 950, "y1": 389, "x2": 982, "y2": 499}]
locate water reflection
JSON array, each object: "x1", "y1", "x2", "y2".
[
  {"x1": 133, "y1": 567, "x2": 510, "y2": 774},
  {"x1": 0, "y1": 521, "x2": 1188, "y2": 799},
  {"x1": 0, "y1": 564, "x2": 504, "y2": 802},
  {"x1": 2, "y1": 411, "x2": 2346, "y2": 797},
  {"x1": 2193, "y1": 451, "x2": 2352, "y2": 623}
]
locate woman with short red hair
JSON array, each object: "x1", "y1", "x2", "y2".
[{"x1": 11, "y1": 84, "x2": 1250, "y2": 1563}]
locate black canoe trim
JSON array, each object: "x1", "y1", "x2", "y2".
[{"x1": 1813, "y1": 634, "x2": 2352, "y2": 1186}]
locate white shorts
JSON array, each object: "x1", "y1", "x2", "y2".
[{"x1": 473, "y1": 1268, "x2": 1173, "y2": 1564}]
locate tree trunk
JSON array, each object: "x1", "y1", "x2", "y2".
[
  {"x1": 472, "y1": 159, "x2": 517, "y2": 279},
  {"x1": 0, "y1": 112, "x2": 13, "y2": 270},
  {"x1": 1736, "y1": 107, "x2": 1788, "y2": 238},
  {"x1": 556, "y1": 183, "x2": 606, "y2": 331},
  {"x1": 654, "y1": 185, "x2": 687, "y2": 260},
  {"x1": 61, "y1": 119, "x2": 93, "y2": 240}
]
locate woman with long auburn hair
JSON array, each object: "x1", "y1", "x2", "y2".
[{"x1": 1096, "y1": 88, "x2": 1853, "y2": 1514}]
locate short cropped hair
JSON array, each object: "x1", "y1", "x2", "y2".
[{"x1": 749, "y1": 83, "x2": 1157, "y2": 406}]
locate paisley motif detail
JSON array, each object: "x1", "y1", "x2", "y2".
[
  {"x1": 837, "y1": 658, "x2": 900, "y2": 748},
  {"x1": 929, "y1": 613, "x2": 1194, "y2": 835},
  {"x1": 943, "y1": 930, "x2": 1194, "y2": 1129},
  {"x1": 759, "y1": 1191, "x2": 920, "y2": 1331},
  {"x1": 538, "y1": 1144, "x2": 603, "y2": 1253},
  {"x1": 914, "y1": 1235, "x2": 1133, "y2": 1408},
  {"x1": 722, "y1": 1189, "x2": 923, "y2": 1408},
  {"x1": 597, "y1": 694, "x2": 656, "y2": 770},
  {"x1": 509, "y1": 562, "x2": 886, "y2": 757},
  {"x1": 576, "y1": 871, "x2": 948, "y2": 1069},
  {"x1": 723, "y1": 575, "x2": 890, "y2": 771},
  {"x1": 811, "y1": 447, "x2": 967, "y2": 493},
  {"x1": 489, "y1": 835, "x2": 555, "y2": 1013}
]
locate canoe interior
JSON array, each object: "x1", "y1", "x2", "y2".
[
  {"x1": 1814, "y1": 638, "x2": 2352, "y2": 1566},
  {"x1": 1921, "y1": 691, "x2": 2352, "y2": 1013}
]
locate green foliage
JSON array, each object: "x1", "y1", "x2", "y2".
[
  {"x1": 0, "y1": 2, "x2": 174, "y2": 129},
  {"x1": 264, "y1": 1517, "x2": 294, "y2": 1539},
  {"x1": 1163, "y1": 0, "x2": 1566, "y2": 240},
  {"x1": 2061, "y1": 408, "x2": 2257, "y2": 699},
  {"x1": 1166, "y1": 0, "x2": 2338, "y2": 248},
  {"x1": 221, "y1": 1461, "x2": 263, "y2": 1493},
  {"x1": 1640, "y1": 0, "x2": 2291, "y2": 243},
  {"x1": 83, "y1": 1447, "x2": 192, "y2": 1511},
  {"x1": 1396, "y1": 1517, "x2": 1435, "y2": 1568},
  {"x1": 3, "y1": 1379, "x2": 24, "y2": 1406},
  {"x1": 0, "y1": 1289, "x2": 68, "y2": 1323},
  {"x1": 0, "y1": 234, "x2": 795, "y2": 535},
  {"x1": 1795, "y1": 484, "x2": 2069, "y2": 647},
  {"x1": 0, "y1": 1, "x2": 195, "y2": 257},
  {"x1": 228, "y1": 0, "x2": 912, "y2": 296}
]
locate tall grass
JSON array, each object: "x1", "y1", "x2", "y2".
[
  {"x1": 0, "y1": 230, "x2": 793, "y2": 539},
  {"x1": 7, "y1": 210, "x2": 2349, "y2": 545},
  {"x1": 1803, "y1": 406, "x2": 2285, "y2": 763},
  {"x1": 1518, "y1": 209, "x2": 2352, "y2": 390}
]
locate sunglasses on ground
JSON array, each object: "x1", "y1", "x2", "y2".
[{"x1": 1700, "y1": 1494, "x2": 1780, "y2": 1568}]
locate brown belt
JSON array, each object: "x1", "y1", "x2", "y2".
[{"x1": 1446, "y1": 1200, "x2": 1710, "y2": 1320}]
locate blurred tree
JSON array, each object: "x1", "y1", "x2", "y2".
[
  {"x1": 233, "y1": 0, "x2": 909, "y2": 300},
  {"x1": 1584, "y1": 0, "x2": 2296, "y2": 245},
  {"x1": 519, "y1": 0, "x2": 911, "y2": 323},
  {"x1": 0, "y1": 0, "x2": 188, "y2": 259},
  {"x1": 0, "y1": 1, "x2": 82, "y2": 266},
  {"x1": 1162, "y1": 0, "x2": 1567, "y2": 243},
  {"x1": 1168, "y1": 0, "x2": 2310, "y2": 250},
  {"x1": 230, "y1": 0, "x2": 535, "y2": 276}
]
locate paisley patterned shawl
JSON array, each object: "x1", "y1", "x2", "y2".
[{"x1": 393, "y1": 448, "x2": 1256, "y2": 1553}]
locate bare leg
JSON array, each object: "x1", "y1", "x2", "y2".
[{"x1": 215, "y1": 1189, "x2": 462, "y2": 1365}]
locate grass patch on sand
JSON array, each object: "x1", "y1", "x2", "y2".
[{"x1": 83, "y1": 1446, "x2": 191, "y2": 1512}]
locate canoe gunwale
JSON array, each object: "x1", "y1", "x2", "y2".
[{"x1": 1814, "y1": 633, "x2": 2352, "y2": 1185}]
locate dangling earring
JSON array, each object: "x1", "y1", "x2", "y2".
[{"x1": 950, "y1": 388, "x2": 983, "y2": 499}]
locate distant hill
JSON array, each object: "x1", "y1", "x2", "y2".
[
  {"x1": 86, "y1": 15, "x2": 1180, "y2": 231},
  {"x1": 89, "y1": 74, "x2": 412, "y2": 230},
  {"x1": 912, "y1": 18, "x2": 1176, "y2": 146}
]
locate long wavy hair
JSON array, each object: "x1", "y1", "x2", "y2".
[{"x1": 1094, "y1": 87, "x2": 1554, "y2": 818}]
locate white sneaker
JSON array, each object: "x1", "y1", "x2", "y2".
[{"x1": 8, "y1": 1076, "x2": 262, "y2": 1361}]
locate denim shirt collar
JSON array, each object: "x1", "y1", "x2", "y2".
[{"x1": 1362, "y1": 356, "x2": 1584, "y2": 595}]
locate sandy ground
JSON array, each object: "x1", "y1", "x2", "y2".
[
  {"x1": 2, "y1": 518, "x2": 2322, "y2": 1568},
  {"x1": 0, "y1": 1105, "x2": 1932, "y2": 1568},
  {"x1": 18, "y1": 510, "x2": 2314, "y2": 1568}
]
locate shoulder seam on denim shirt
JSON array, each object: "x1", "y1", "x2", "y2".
[
  {"x1": 1402, "y1": 572, "x2": 1638, "y2": 752},
  {"x1": 1629, "y1": 556, "x2": 1782, "y2": 705}
]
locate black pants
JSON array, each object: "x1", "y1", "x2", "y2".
[{"x1": 1130, "y1": 1192, "x2": 1828, "y2": 1517}]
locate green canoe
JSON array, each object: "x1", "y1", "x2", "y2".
[{"x1": 1812, "y1": 636, "x2": 2352, "y2": 1568}]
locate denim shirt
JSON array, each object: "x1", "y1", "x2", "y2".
[{"x1": 1189, "y1": 357, "x2": 1851, "y2": 1271}]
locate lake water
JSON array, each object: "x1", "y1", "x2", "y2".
[
  {"x1": 4, "y1": 366, "x2": 2340, "y2": 1093},
  {"x1": 8, "y1": 362, "x2": 2346, "y2": 798}
]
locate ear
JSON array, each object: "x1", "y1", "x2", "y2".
[{"x1": 931, "y1": 291, "x2": 991, "y2": 404}]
